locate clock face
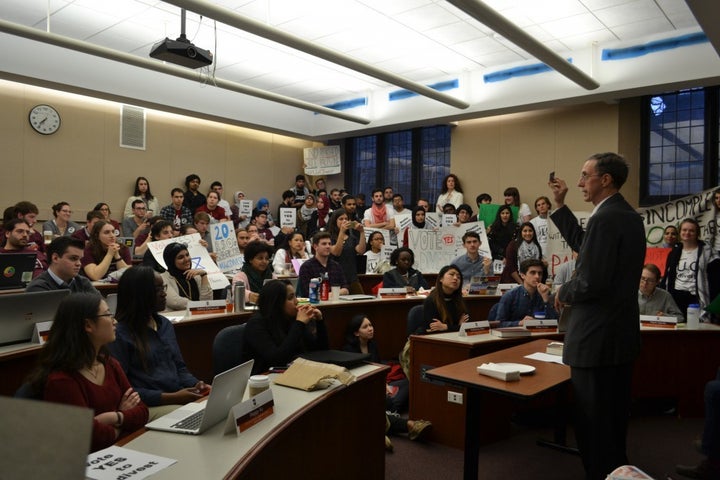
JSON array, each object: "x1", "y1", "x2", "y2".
[{"x1": 29, "y1": 104, "x2": 61, "y2": 135}]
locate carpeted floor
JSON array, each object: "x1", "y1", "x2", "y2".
[{"x1": 385, "y1": 413, "x2": 705, "y2": 479}]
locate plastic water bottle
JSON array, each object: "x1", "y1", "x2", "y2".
[
  {"x1": 320, "y1": 273, "x2": 330, "y2": 301},
  {"x1": 686, "y1": 303, "x2": 700, "y2": 329},
  {"x1": 309, "y1": 277, "x2": 320, "y2": 304}
]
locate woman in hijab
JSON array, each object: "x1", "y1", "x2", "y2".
[
  {"x1": 160, "y1": 242, "x2": 213, "y2": 310},
  {"x1": 232, "y1": 240, "x2": 276, "y2": 304}
]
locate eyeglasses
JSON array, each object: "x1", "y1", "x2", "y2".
[
  {"x1": 639, "y1": 276, "x2": 657, "y2": 284},
  {"x1": 579, "y1": 173, "x2": 602, "y2": 182}
]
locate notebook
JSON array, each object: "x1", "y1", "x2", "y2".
[
  {"x1": 145, "y1": 359, "x2": 253, "y2": 435},
  {"x1": 0, "y1": 289, "x2": 70, "y2": 346},
  {"x1": 0, "y1": 252, "x2": 37, "y2": 290}
]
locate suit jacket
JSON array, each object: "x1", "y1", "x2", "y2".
[{"x1": 550, "y1": 194, "x2": 645, "y2": 368}]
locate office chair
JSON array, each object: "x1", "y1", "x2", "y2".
[
  {"x1": 406, "y1": 304, "x2": 426, "y2": 336},
  {"x1": 212, "y1": 324, "x2": 246, "y2": 376}
]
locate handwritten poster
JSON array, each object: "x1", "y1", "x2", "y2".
[
  {"x1": 210, "y1": 221, "x2": 243, "y2": 272},
  {"x1": 303, "y1": 145, "x2": 341, "y2": 176}
]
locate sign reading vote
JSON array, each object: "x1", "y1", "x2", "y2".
[
  {"x1": 409, "y1": 222, "x2": 490, "y2": 273},
  {"x1": 86, "y1": 446, "x2": 176, "y2": 480},
  {"x1": 210, "y1": 221, "x2": 243, "y2": 272}
]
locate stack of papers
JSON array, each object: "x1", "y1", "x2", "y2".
[{"x1": 476, "y1": 362, "x2": 520, "y2": 381}]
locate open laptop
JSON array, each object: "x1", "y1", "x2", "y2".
[
  {"x1": 0, "y1": 253, "x2": 37, "y2": 290},
  {"x1": 145, "y1": 359, "x2": 254, "y2": 435},
  {"x1": 0, "y1": 289, "x2": 70, "y2": 346}
]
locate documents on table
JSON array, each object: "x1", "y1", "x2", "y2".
[
  {"x1": 86, "y1": 446, "x2": 176, "y2": 480},
  {"x1": 476, "y1": 362, "x2": 521, "y2": 381}
]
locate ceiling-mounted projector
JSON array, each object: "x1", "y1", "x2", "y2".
[
  {"x1": 149, "y1": 8, "x2": 212, "y2": 69},
  {"x1": 150, "y1": 34, "x2": 213, "y2": 69}
]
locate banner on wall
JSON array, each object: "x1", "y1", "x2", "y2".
[
  {"x1": 545, "y1": 188, "x2": 718, "y2": 277},
  {"x1": 408, "y1": 221, "x2": 491, "y2": 274},
  {"x1": 303, "y1": 145, "x2": 341, "y2": 176}
]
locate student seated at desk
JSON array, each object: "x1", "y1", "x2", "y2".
[
  {"x1": 382, "y1": 247, "x2": 428, "y2": 293},
  {"x1": 638, "y1": 263, "x2": 683, "y2": 321},
  {"x1": 232, "y1": 240, "x2": 276, "y2": 304},
  {"x1": 272, "y1": 231, "x2": 310, "y2": 275},
  {"x1": 489, "y1": 259, "x2": 556, "y2": 327},
  {"x1": 26, "y1": 293, "x2": 148, "y2": 452},
  {"x1": 26, "y1": 237, "x2": 98, "y2": 294},
  {"x1": 160, "y1": 242, "x2": 212, "y2": 311},
  {"x1": 1, "y1": 218, "x2": 48, "y2": 278},
  {"x1": 108, "y1": 267, "x2": 210, "y2": 420},
  {"x1": 421, "y1": 265, "x2": 469, "y2": 333},
  {"x1": 81, "y1": 220, "x2": 132, "y2": 281},
  {"x1": 242, "y1": 280, "x2": 327, "y2": 375}
]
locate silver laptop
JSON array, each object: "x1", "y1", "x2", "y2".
[
  {"x1": 145, "y1": 359, "x2": 254, "y2": 435},
  {"x1": 0, "y1": 289, "x2": 70, "y2": 346}
]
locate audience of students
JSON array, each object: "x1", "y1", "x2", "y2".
[
  {"x1": 160, "y1": 188, "x2": 193, "y2": 232},
  {"x1": 93, "y1": 203, "x2": 121, "y2": 234},
  {"x1": 660, "y1": 218, "x2": 718, "y2": 320},
  {"x1": 241, "y1": 279, "x2": 327, "y2": 375},
  {"x1": 297, "y1": 232, "x2": 349, "y2": 297},
  {"x1": 81, "y1": 220, "x2": 131, "y2": 281},
  {"x1": 435, "y1": 174, "x2": 464, "y2": 213},
  {"x1": 0, "y1": 218, "x2": 48, "y2": 278},
  {"x1": 73, "y1": 211, "x2": 105, "y2": 245},
  {"x1": 382, "y1": 247, "x2": 428, "y2": 293},
  {"x1": 272, "y1": 231, "x2": 310, "y2": 275},
  {"x1": 26, "y1": 236, "x2": 98, "y2": 294},
  {"x1": 109, "y1": 266, "x2": 209, "y2": 420},
  {"x1": 501, "y1": 222, "x2": 543, "y2": 284},
  {"x1": 122, "y1": 200, "x2": 150, "y2": 239},
  {"x1": 638, "y1": 263, "x2": 683, "y2": 321},
  {"x1": 232, "y1": 240, "x2": 276, "y2": 304},
  {"x1": 196, "y1": 190, "x2": 228, "y2": 222},
  {"x1": 139, "y1": 220, "x2": 174, "y2": 272},
  {"x1": 420, "y1": 265, "x2": 469, "y2": 333},
  {"x1": 42, "y1": 202, "x2": 81, "y2": 237},
  {"x1": 329, "y1": 208, "x2": 366, "y2": 294},
  {"x1": 161, "y1": 242, "x2": 212, "y2": 310},
  {"x1": 183, "y1": 174, "x2": 206, "y2": 213},
  {"x1": 365, "y1": 231, "x2": 387, "y2": 273},
  {"x1": 503, "y1": 186, "x2": 531, "y2": 224},
  {"x1": 123, "y1": 176, "x2": 159, "y2": 219},
  {"x1": 27, "y1": 293, "x2": 148, "y2": 452},
  {"x1": 487, "y1": 204, "x2": 516, "y2": 261},
  {"x1": 490, "y1": 259, "x2": 556, "y2": 327}
]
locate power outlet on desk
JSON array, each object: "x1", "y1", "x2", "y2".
[{"x1": 447, "y1": 391, "x2": 463, "y2": 405}]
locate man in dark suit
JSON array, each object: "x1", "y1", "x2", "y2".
[{"x1": 549, "y1": 152, "x2": 646, "y2": 480}]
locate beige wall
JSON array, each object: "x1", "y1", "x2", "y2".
[
  {"x1": 0, "y1": 80, "x2": 313, "y2": 222},
  {"x1": 451, "y1": 101, "x2": 640, "y2": 211},
  {"x1": 2, "y1": 79, "x2": 643, "y2": 225}
]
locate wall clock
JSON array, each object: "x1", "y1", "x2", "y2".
[{"x1": 29, "y1": 104, "x2": 61, "y2": 135}]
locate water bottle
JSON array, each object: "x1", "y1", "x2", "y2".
[
  {"x1": 234, "y1": 281, "x2": 245, "y2": 311},
  {"x1": 686, "y1": 303, "x2": 700, "y2": 329},
  {"x1": 309, "y1": 277, "x2": 320, "y2": 304},
  {"x1": 320, "y1": 273, "x2": 330, "y2": 301}
]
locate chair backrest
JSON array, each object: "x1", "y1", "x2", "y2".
[
  {"x1": 212, "y1": 324, "x2": 246, "y2": 377},
  {"x1": 14, "y1": 382, "x2": 42, "y2": 400},
  {"x1": 406, "y1": 304, "x2": 425, "y2": 336}
]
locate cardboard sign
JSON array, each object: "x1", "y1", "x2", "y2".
[
  {"x1": 408, "y1": 222, "x2": 490, "y2": 274},
  {"x1": 210, "y1": 221, "x2": 243, "y2": 272},
  {"x1": 239, "y1": 200, "x2": 253, "y2": 216},
  {"x1": 148, "y1": 233, "x2": 229, "y2": 290},
  {"x1": 441, "y1": 214, "x2": 456, "y2": 226},
  {"x1": 279, "y1": 207, "x2": 297, "y2": 228},
  {"x1": 644, "y1": 247, "x2": 671, "y2": 275},
  {"x1": 394, "y1": 212, "x2": 412, "y2": 231},
  {"x1": 303, "y1": 145, "x2": 341, "y2": 176}
]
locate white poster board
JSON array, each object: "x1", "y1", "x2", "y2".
[
  {"x1": 279, "y1": 207, "x2": 297, "y2": 228},
  {"x1": 210, "y1": 221, "x2": 243, "y2": 272},
  {"x1": 147, "y1": 233, "x2": 229, "y2": 289},
  {"x1": 303, "y1": 145, "x2": 341, "y2": 176},
  {"x1": 409, "y1": 221, "x2": 490, "y2": 273}
]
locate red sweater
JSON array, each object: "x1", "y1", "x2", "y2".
[{"x1": 44, "y1": 357, "x2": 149, "y2": 452}]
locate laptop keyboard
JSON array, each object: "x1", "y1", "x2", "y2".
[{"x1": 171, "y1": 410, "x2": 204, "y2": 430}]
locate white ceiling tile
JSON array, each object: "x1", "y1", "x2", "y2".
[
  {"x1": 592, "y1": 0, "x2": 665, "y2": 28},
  {"x1": 541, "y1": 12, "x2": 607, "y2": 38},
  {"x1": 610, "y1": 17, "x2": 676, "y2": 40},
  {"x1": 394, "y1": 3, "x2": 465, "y2": 32},
  {"x1": 423, "y1": 22, "x2": 488, "y2": 46}
]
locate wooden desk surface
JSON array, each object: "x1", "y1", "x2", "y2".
[
  {"x1": 426, "y1": 339, "x2": 570, "y2": 399},
  {"x1": 121, "y1": 364, "x2": 387, "y2": 480}
]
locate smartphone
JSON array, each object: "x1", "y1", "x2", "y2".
[
  {"x1": 549, "y1": 171, "x2": 555, "y2": 182},
  {"x1": 349, "y1": 221, "x2": 358, "y2": 229}
]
